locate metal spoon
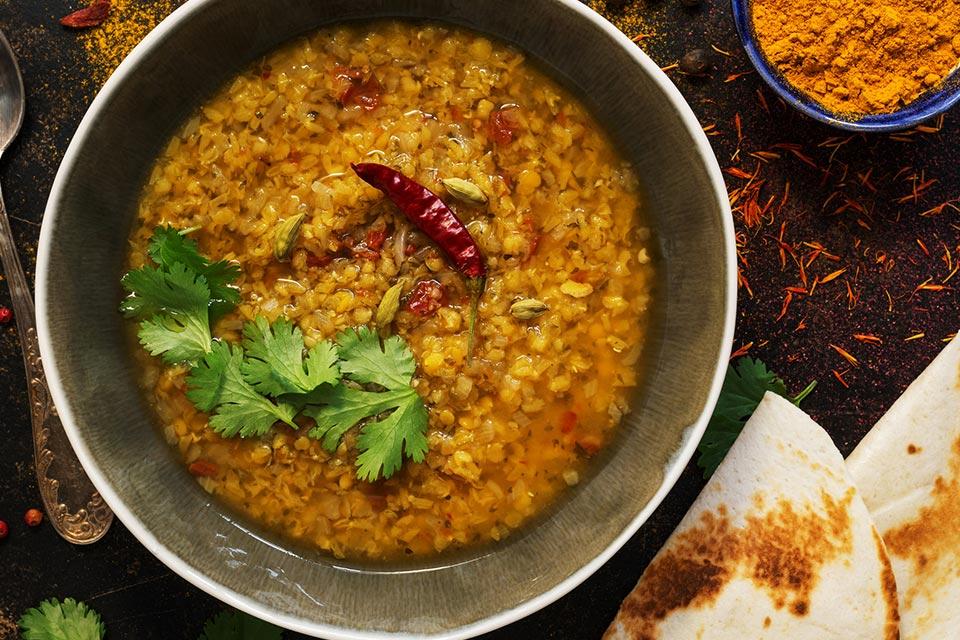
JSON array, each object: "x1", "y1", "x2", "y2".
[{"x1": 0, "y1": 30, "x2": 113, "y2": 543}]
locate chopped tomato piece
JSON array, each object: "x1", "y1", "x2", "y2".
[
  {"x1": 521, "y1": 217, "x2": 541, "y2": 262},
  {"x1": 365, "y1": 227, "x2": 387, "y2": 251},
  {"x1": 560, "y1": 410, "x2": 578, "y2": 434},
  {"x1": 487, "y1": 104, "x2": 520, "y2": 144},
  {"x1": 340, "y1": 73, "x2": 383, "y2": 111},
  {"x1": 188, "y1": 460, "x2": 219, "y2": 477},
  {"x1": 576, "y1": 435, "x2": 602, "y2": 456},
  {"x1": 354, "y1": 249, "x2": 379, "y2": 261},
  {"x1": 305, "y1": 251, "x2": 333, "y2": 268},
  {"x1": 333, "y1": 65, "x2": 365, "y2": 81},
  {"x1": 488, "y1": 105, "x2": 522, "y2": 145},
  {"x1": 406, "y1": 279, "x2": 445, "y2": 317}
]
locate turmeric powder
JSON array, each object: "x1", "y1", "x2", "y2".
[
  {"x1": 80, "y1": 0, "x2": 180, "y2": 87},
  {"x1": 751, "y1": 0, "x2": 960, "y2": 115}
]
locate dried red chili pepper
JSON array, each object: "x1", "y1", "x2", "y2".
[
  {"x1": 351, "y1": 163, "x2": 487, "y2": 353},
  {"x1": 60, "y1": 0, "x2": 111, "y2": 28},
  {"x1": 488, "y1": 105, "x2": 522, "y2": 145},
  {"x1": 406, "y1": 280, "x2": 445, "y2": 317}
]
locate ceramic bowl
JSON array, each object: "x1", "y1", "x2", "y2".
[
  {"x1": 731, "y1": 0, "x2": 960, "y2": 132},
  {"x1": 36, "y1": 0, "x2": 735, "y2": 637}
]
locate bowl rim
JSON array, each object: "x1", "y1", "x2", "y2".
[
  {"x1": 730, "y1": 0, "x2": 960, "y2": 132},
  {"x1": 35, "y1": 0, "x2": 736, "y2": 637}
]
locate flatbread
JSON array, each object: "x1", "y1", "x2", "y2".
[
  {"x1": 606, "y1": 392, "x2": 899, "y2": 639},
  {"x1": 847, "y1": 334, "x2": 960, "y2": 640}
]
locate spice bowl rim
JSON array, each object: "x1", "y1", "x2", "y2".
[
  {"x1": 730, "y1": 0, "x2": 960, "y2": 132},
  {"x1": 35, "y1": 0, "x2": 736, "y2": 637}
]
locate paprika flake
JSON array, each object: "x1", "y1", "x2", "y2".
[{"x1": 60, "y1": 0, "x2": 111, "y2": 28}]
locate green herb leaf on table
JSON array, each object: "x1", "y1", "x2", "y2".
[
  {"x1": 696, "y1": 357, "x2": 817, "y2": 479},
  {"x1": 147, "y1": 225, "x2": 241, "y2": 321},
  {"x1": 121, "y1": 262, "x2": 214, "y2": 364},
  {"x1": 304, "y1": 326, "x2": 428, "y2": 481},
  {"x1": 18, "y1": 598, "x2": 105, "y2": 640},
  {"x1": 199, "y1": 609, "x2": 283, "y2": 640},
  {"x1": 187, "y1": 341, "x2": 299, "y2": 437},
  {"x1": 241, "y1": 316, "x2": 340, "y2": 396}
]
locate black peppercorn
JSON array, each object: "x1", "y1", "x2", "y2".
[{"x1": 679, "y1": 49, "x2": 712, "y2": 75}]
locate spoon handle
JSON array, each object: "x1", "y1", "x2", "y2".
[{"x1": 0, "y1": 188, "x2": 113, "y2": 544}]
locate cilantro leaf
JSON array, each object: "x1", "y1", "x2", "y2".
[
  {"x1": 696, "y1": 357, "x2": 817, "y2": 479},
  {"x1": 304, "y1": 327, "x2": 428, "y2": 481},
  {"x1": 187, "y1": 341, "x2": 299, "y2": 437},
  {"x1": 148, "y1": 225, "x2": 241, "y2": 321},
  {"x1": 122, "y1": 262, "x2": 213, "y2": 364},
  {"x1": 335, "y1": 326, "x2": 416, "y2": 390},
  {"x1": 305, "y1": 386, "x2": 414, "y2": 449},
  {"x1": 241, "y1": 316, "x2": 339, "y2": 397},
  {"x1": 355, "y1": 391, "x2": 428, "y2": 481},
  {"x1": 198, "y1": 609, "x2": 283, "y2": 640},
  {"x1": 18, "y1": 598, "x2": 105, "y2": 640}
]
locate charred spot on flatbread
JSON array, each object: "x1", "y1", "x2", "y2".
[
  {"x1": 743, "y1": 489, "x2": 854, "y2": 611},
  {"x1": 907, "y1": 444, "x2": 921, "y2": 455},
  {"x1": 883, "y1": 436, "x2": 960, "y2": 610},
  {"x1": 617, "y1": 508, "x2": 736, "y2": 630},
  {"x1": 611, "y1": 489, "x2": 856, "y2": 636},
  {"x1": 872, "y1": 528, "x2": 901, "y2": 640}
]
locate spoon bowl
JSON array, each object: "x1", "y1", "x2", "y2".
[{"x1": 0, "y1": 31, "x2": 25, "y2": 153}]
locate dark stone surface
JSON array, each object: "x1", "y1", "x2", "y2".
[{"x1": 0, "y1": 0, "x2": 957, "y2": 638}]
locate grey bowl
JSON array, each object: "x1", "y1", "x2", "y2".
[{"x1": 36, "y1": 0, "x2": 735, "y2": 637}]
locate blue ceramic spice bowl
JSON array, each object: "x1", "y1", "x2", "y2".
[{"x1": 731, "y1": 0, "x2": 960, "y2": 132}]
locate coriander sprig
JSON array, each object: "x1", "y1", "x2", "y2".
[
  {"x1": 121, "y1": 226, "x2": 429, "y2": 481},
  {"x1": 121, "y1": 225, "x2": 241, "y2": 364},
  {"x1": 18, "y1": 598, "x2": 284, "y2": 640},
  {"x1": 18, "y1": 598, "x2": 105, "y2": 640},
  {"x1": 305, "y1": 327, "x2": 428, "y2": 482}
]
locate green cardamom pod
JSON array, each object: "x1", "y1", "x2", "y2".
[
  {"x1": 273, "y1": 213, "x2": 306, "y2": 262},
  {"x1": 442, "y1": 177, "x2": 488, "y2": 205},
  {"x1": 376, "y1": 281, "x2": 406, "y2": 330},
  {"x1": 510, "y1": 298, "x2": 549, "y2": 320}
]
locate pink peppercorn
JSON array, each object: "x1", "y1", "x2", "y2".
[
  {"x1": 24, "y1": 508, "x2": 43, "y2": 527},
  {"x1": 0, "y1": 306, "x2": 11, "y2": 325},
  {"x1": 0, "y1": 520, "x2": 8, "y2": 540}
]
